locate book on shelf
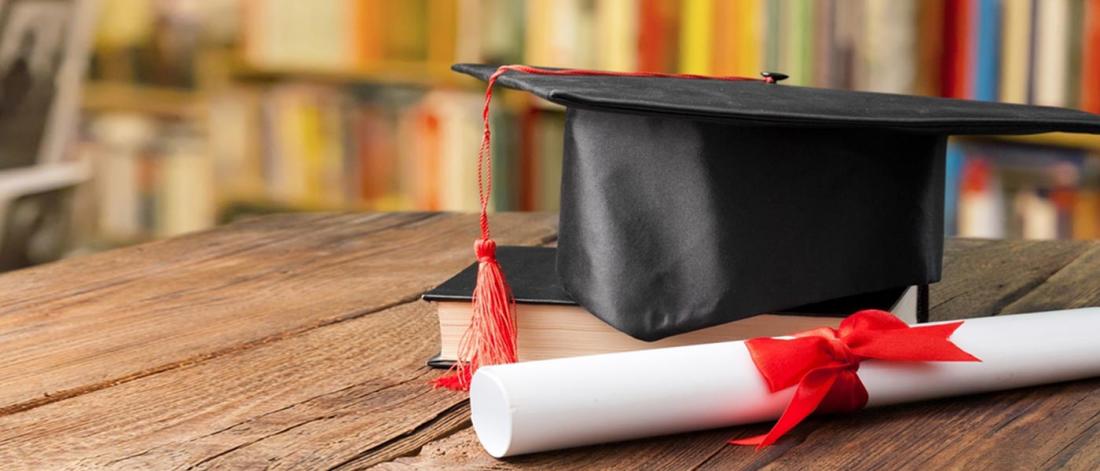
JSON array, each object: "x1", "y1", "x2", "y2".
[
  {"x1": 1084, "y1": 0, "x2": 1100, "y2": 114},
  {"x1": 999, "y1": 0, "x2": 1031, "y2": 104},
  {"x1": 914, "y1": 0, "x2": 946, "y2": 97},
  {"x1": 424, "y1": 246, "x2": 924, "y2": 366},
  {"x1": 86, "y1": 114, "x2": 215, "y2": 241},
  {"x1": 637, "y1": 0, "x2": 681, "y2": 73},
  {"x1": 941, "y1": 0, "x2": 973, "y2": 99},
  {"x1": 971, "y1": 0, "x2": 1000, "y2": 101},
  {"x1": 595, "y1": 0, "x2": 640, "y2": 72},
  {"x1": 950, "y1": 140, "x2": 1099, "y2": 240},
  {"x1": 1032, "y1": 0, "x2": 1071, "y2": 107},
  {"x1": 455, "y1": 0, "x2": 524, "y2": 65},
  {"x1": 678, "y1": 0, "x2": 713, "y2": 74}
]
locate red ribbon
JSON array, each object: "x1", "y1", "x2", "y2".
[{"x1": 730, "y1": 310, "x2": 981, "y2": 449}]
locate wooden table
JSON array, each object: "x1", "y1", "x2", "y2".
[{"x1": 0, "y1": 213, "x2": 1097, "y2": 470}]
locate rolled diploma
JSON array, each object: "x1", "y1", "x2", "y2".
[{"x1": 470, "y1": 308, "x2": 1100, "y2": 457}]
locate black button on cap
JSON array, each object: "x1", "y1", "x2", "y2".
[{"x1": 761, "y1": 71, "x2": 789, "y2": 84}]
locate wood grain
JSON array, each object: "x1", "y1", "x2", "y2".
[
  {"x1": 0, "y1": 302, "x2": 468, "y2": 469},
  {"x1": 0, "y1": 212, "x2": 555, "y2": 418},
  {"x1": 929, "y1": 238, "x2": 1091, "y2": 320},
  {"x1": 0, "y1": 213, "x2": 1095, "y2": 470}
]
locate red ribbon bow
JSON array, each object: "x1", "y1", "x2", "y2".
[{"x1": 730, "y1": 310, "x2": 981, "y2": 449}]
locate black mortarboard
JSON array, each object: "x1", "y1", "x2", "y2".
[
  {"x1": 449, "y1": 64, "x2": 1100, "y2": 343},
  {"x1": 430, "y1": 64, "x2": 1100, "y2": 393}
]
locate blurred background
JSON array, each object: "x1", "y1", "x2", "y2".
[{"x1": 3, "y1": 0, "x2": 1100, "y2": 272}]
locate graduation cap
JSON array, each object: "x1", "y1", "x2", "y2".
[{"x1": 432, "y1": 64, "x2": 1100, "y2": 391}]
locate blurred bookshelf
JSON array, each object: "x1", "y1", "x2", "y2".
[
  {"x1": 82, "y1": 82, "x2": 207, "y2": 118},
  {"x1": 77, "y1": 0, "x2": 1100, "y2": 247}
]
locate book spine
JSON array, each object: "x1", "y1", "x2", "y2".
[
  {"x1": 915, "y1": 0, "x2": 946, "y2": 96},
  {"x1": 679, "y1": 0, "x2": 714, "y2": 74},
  {"x1": 637, "y1": 0, "x2": 678, "y2": 73},
  {"x1": 734, "y1": 0, "x2": 763, "y2": 77},
  {"x1": 1032, "y1": 0, "x2": 1070, "y2": 106},
  {"x1": 596, "y1": 0, "x2": 640, "y2": 72},
  {"x1": 1082, "y1": 0, "x2": 1100, "y2": 113},
  {"x1": 942, "y1": 0, "x2": 973, "y2": 98},
  {"x1": 861, "y1": 0, "x2": 916, "y2": 93},
  {"x1": 999, "y1": 0, "x2": 1032, "y2": 103},
  {"x1": 972, "y1": 0, "x2": 1001, "y2": 101}
]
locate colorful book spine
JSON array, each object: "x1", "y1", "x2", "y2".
[
  {"x1": 942, "y1": 0, "x2": 973, "y2": 98},
  {"x1": 637, "y1": 0, "x2": 680, "y2": 73},
  {"x1": 972, "y1": 0, "x2": 1001, "y2": 101},
  {"x1": 1082, "y1": 0, "x2": 1100, "y2": 113},
  {"x1": 596, "y1": 0, "x2": 640, "y2": 72},
  {"x1": 999, "y1": 0, "x2": 1032, "y2": 103},
  {"x1": 1032, "y1": 0, "x2": 1070, "y2": 106},
  {"x1": 944, "y1": 144, "x2": 965, "y2": 236},
  {"x1": 861, "y1": 0, "x2": 916, "y2": 93},
  {"x1": 679, "y1": 0, "x2": 714, "y2": 74}
]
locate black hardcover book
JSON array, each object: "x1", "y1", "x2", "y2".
[
  {"x1": 424, "y1": 246, "x2": 573, "y2": 305},
  {"x1": 423, "y1": 246, "x2": 928, "y2": 368},
  {"x1": 424, "y1": 246, "x2": 927, "y2": 317}
]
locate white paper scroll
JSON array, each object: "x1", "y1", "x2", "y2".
[{"x1": 469, "y1": 308, "x2": 1100, "y2": 457}]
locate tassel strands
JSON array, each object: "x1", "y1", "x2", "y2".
[{"x1": 431, "y1": 66, "x2": 520, "y2": 391}]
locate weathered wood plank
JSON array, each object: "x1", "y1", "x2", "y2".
[
  {"x1": 1000, "y1": 245, "x2": 1100, "y2": 314},
  {"x1": 928, "y1": 238, "x2": 1091, "y2": 320},
  {"x1": 0, "y1": 302, "x2": 464, "y2": 469},
  {"x1": 691, "y1": 379, "x2": 1100, "y2": 470},
  {"x1": 0, "y1": 212, "x2": 556, "y2": 416},
  {"x1": 371, "y1": 426, "x2": 744, "y2": 471}
]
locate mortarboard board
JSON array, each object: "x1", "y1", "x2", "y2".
[{"x1": 433, "y1": 64, "x2": 1100, "y2": 390}]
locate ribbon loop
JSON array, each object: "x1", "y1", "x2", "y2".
[{"x1": 731, "y1": 310, "x2": 980, "y2": 449}]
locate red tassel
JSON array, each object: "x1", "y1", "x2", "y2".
[
  {"x1": 431, "y1": 66, "x2": 758, "y2": 391},
  {"x1": 432, "y1": 239, "x2": 517, "y2": 390}
]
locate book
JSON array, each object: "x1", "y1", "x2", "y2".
[
  {"x1": 524, "y1": 0, "x2": 593, "y2": 69},
  {"x1": 637, "y1": 0, "x2": 680, "y2": 73},
  {"x1": 972, "y1": 0, "x2": 1001, "y2": 101},
  {"x1": 242, "y1": 0, "x2": 360, "y2": 71},
  {"x1": 1066, "y1": 0, "x2": 1085, "y2": 108},
  {"x1": 1032, "y1": 0, "x2": 1070, "y2": 106},
  {"x1": 944, "y1": 143, "x2": 966, "y2": 236},
  {"x1": 790, "y1": 0, "x2": 815, "y2": 87},
  {"x1": 595, "y1": 0, "x2": 639, "y2": 72},
  {"x1": 830, "y1": 0, "x2": 862, "y2": 90},
  {"x1": 1082, "y1": 0, "x2": 1100, "y2": 113},
  {"x1": 861, "y1": 0, "x2": 916, "y2": 93},
  {"x1": 942, "y1": 0, "x2": 973, "y2": 98},
  {"x1": 999, "y1": 0, "x2": 1032, "y2": 104},
  {"x1": 678, "y1": 0, "x2": 714, "y2": 74},
  {"x1": 811, "y1": 0, "x2": 835, "y2": 87},
  {"x1": 915, "y1": 0, "x2": 946, "y2": 96},
  {"x1": 710, "y1": 0, "x2": 739, "y2": 76},
  {"x1": 734, "y1": 0, "x2": 764, "y2": 77},
  {"x1": 424, "y1": 246, "x2": 925, "y2": 366},
  {"x1": 763, "y1": 0, "x2": 783, "y2": 74},
  {"x1": 155, "y1": 126, "x2": 215, "y2": 237}
]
